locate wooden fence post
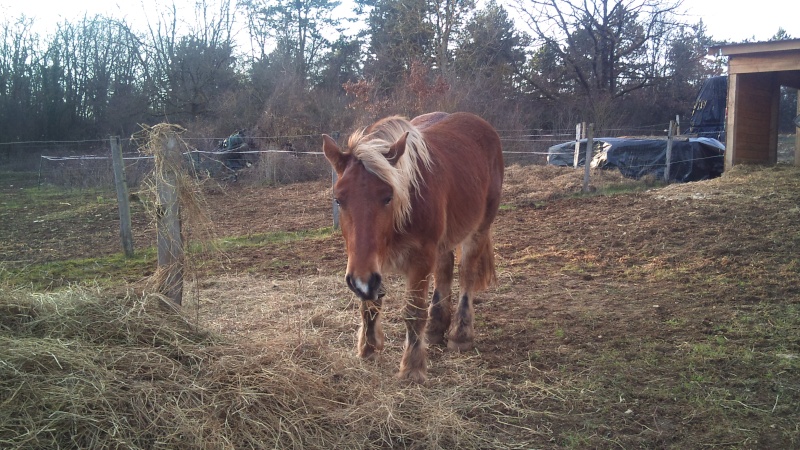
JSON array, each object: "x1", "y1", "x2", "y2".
[
  {"x1": 332, "y1": 169, "x2": 340, "y2": 230},
  {"x1": 110, "y1": 136, "x2": 134, "y2": 257},
  {"x1": 583, "y1": 123, "x2": 594, "y2": 192},
  {"x1": 665, "y1": 120, "x2": 675, "y2": 183},
  {"x1": 330, "y1": 132, "x2": 340, "y2": 230},
  {"x1": 156, "y1": 134, "x2": 184, "y2": 305}
]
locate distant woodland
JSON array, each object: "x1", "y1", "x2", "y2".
[{"x1": 0, "y1": 0, "x2": 795, "y2": 143}]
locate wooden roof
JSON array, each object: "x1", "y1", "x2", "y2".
[
  {"x1": 709, "y1": 39, "x2": 800, "y2": 57},
  {"x1": 709, "y1": 39, "x2": 800, "y2": 90}
]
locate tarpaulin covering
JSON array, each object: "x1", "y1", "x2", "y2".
[
  {"x1": 688, "y1": 76, "x2": 728, "y2": 141},
  {"x1": 547, "y1": 137, "x2": 725, "y2": 182}
]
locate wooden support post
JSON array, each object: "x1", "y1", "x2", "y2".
[
  {"x1": 795, "y1": 88, "x2": 800, "y2": 166},
  {"x1": 573, "y1": 123, "x2": 583, "y2": 168},
  {"x1": 583, "y1": 123, "x2": 594, "y2": 192},
  {"x1": 665, "y1": 120, "x2": 675, "y2": 183},
  {"x1": 156, "y1": 134, "x2": 184, "y2": 305},
  {"x1": 110, "y1": 136, "x2": 134, "y2": 257}
]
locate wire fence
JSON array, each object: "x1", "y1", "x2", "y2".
[
  {"x1": 1, "y1": 124, "x2": 794, "y2": 267},
  {"x1": 4, "y1": 122, "x2": 790, "y2": 192},
  {"x1": 2, "y1": 133, "x2": 333, "y2": 189}
]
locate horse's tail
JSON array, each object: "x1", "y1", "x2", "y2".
[{"x1": 461, "y1": 229, "x2": 497, "y2": 293}]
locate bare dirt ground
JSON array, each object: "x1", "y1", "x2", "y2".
[{"x1": 1, "y1": 163, "x2": 799, "y2": 448}]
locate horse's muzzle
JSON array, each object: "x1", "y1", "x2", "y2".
[{"x1": 346, "y1": 273, "x2": 385, "y2": 301}]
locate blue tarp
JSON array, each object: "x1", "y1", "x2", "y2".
[
  {"x1": 547, "y1": 137, "x2": 725, "y2": 182},
  {"x1": 688, "y1": 76, "x2": 727, "y2": 142}
]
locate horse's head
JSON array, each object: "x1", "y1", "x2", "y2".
[{"x1": 322, "y1": 133, "x2": 409, "y2": 301}]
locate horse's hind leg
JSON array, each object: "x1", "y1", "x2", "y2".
[
  {"x1": 449, "y1": 230, "x2": 496, "y2": 352},
  {"x1": 449, "y1": 293, "x2": 474, "y2": 352},
  {"x1": 398, "y1": 265, "x2": 432, "y2": 383},
  {"x1": 357, "y1": 298, "x2": 384, "y2": 359},
  {"x1": 426, "y1": 250, "x2": 454, "y2": 346}
]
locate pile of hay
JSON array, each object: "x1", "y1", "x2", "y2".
[
  {"x1": 502, "y1": 164, "x2": 652, "y2": 205},
  {"x1": 0, "y1": 286, "x2": 488, "y2": 449}
]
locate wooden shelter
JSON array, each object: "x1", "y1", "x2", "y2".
[{"x1": 709, "y1": 39, "x2": 800, "y2": 169}]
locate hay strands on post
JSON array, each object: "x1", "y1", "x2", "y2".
[
  {"x1": 155, "y1": 134, "x2": 184, "y2": 305},
  {"x1": 134, "y1": 124, "x2": 193, "y2": 305}
]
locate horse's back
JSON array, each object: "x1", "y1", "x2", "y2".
[
  {"x1": 424, "y1": 112, "x2": 502, "y2": 165},
  {"x1": 413, "y1": 112, "x2": 503, "y2": 246},
  {"x1": 423, "y1": 112, "x2": 503, "y2": 188}
]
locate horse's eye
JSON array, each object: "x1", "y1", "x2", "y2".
[
  {"x1": 334, "y1": 198, "x2": 341, "y2": 206},
  {"x1": 384, "y1": 196, "x2": 393, "y2": 205}
]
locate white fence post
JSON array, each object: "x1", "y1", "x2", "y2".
[
  {"x1": 583, "y1": 123, "x2": 594, "y2": 192},
  {"x1": 573, "y1": 122, "x2": 583, "y2": 168},
  {"x1": 665, "y1": 120, "x2": 675, "y2": 183}
]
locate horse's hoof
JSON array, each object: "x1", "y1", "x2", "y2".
[
  {"x1": 447, "y1": 340, "x2": 474, "y2": 352},
  {"x1": 397, "y1": 368, "x2": 427, "y2": 384},
  {"x1": 425, "y1": 333, "x2": 446, "y2": 346},
  {"x1": 358, "y1": 346, "x2": 382, "y2": 360}
]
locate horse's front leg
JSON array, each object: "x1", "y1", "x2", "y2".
[
  {"x1": 398, "y1": 267, "x2": 431, "y2": 383},
  {"x1": 357, "y1": 297, "x2": 384, "y2": 359}
]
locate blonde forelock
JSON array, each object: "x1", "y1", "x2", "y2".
[{"x1": 346, "y1": 116, "x2": 432, "y2": 230}]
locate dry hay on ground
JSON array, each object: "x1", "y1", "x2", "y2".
[{"x1": 0, "y1": 286, "x2": 509, "y2": 449}]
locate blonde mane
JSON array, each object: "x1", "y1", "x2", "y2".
[{"x1": 346, "y1": 116, "x2": 433, "y2": 230}]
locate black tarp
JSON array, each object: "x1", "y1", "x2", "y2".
[
  {"x1": 547, "y1": 137, "x2": 725, "y2": 182},
  {"x1": 688, "y1": 76, "x2": 727, "y2": 141},
  {"x1": 217, "y1": 130, "x2": 249, "y2": 170}
]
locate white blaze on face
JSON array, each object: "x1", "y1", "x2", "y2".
[{"x1": 354, "y1": 277, "x2": 371, "y2": 298}]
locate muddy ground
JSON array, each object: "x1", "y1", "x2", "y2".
[{"x1": 1, "y1": 163, "x2": 799, "y2": 448}]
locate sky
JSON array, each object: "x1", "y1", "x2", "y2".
[
  {"x1": 1, "y1": 0, "x2": 798, "y2": 45},
  {"x1": 682, "y1": 0, "x2": 799, "y2": 43}
]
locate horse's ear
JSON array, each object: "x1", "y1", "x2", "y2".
[
  {"x1": 322, "y1": 134, "x2": 349, "y2": 175},
  {"x1": 386, "y1": 132, "x2": 408, "y2": 165}
]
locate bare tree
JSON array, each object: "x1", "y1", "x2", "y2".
[
  {"x1": 0, "y1": 17, "x2": 41, "y2": 140},
  {"x1": 242, "y1": 0, "x2": 342, "y2": 84},
  {"x1": 137, "y1": 0, "x2": 239, "y2": 121},
  {"x1": 514, "y1": 0, "x2": 683, "y2": 107}
]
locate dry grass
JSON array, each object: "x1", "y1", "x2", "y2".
[
  {"x1": 4, "y1": 162, "x2": 800, "y2": 448},
  {"x1": 0, "y1": 282, "x2": 527, "y2": 449}
]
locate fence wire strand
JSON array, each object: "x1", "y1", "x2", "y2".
[{"x1": 9, "y1": 122, "x2": 736, "y2": 190}]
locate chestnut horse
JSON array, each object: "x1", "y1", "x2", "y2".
[{"x1": 322, "y1": 112, "x2": 504, "y2": 383}]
